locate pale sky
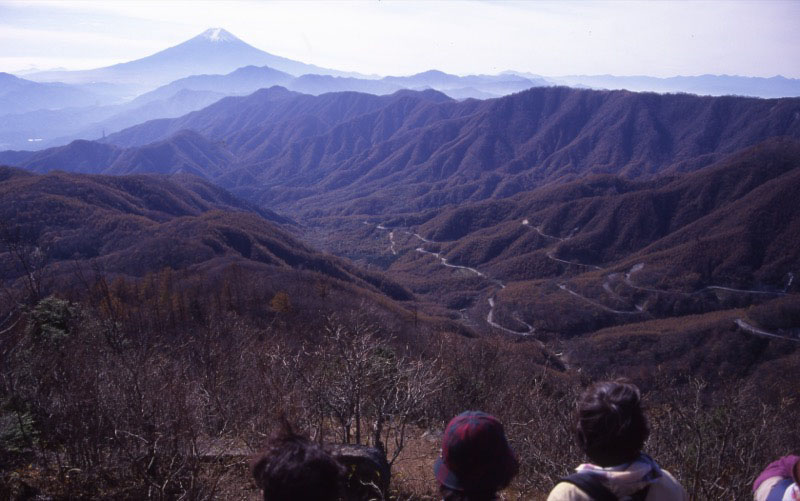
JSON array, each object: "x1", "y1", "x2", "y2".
[{"x1": 1, "y1": 0, "x2": 799, "y2": 78}]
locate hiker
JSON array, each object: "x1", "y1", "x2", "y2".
[
  {"x1": 251, "y1": 427, "x2": 345, "y2": 501},
  {"x1": 753, "y1": 454, "x2": 799, "y2": 501},
  {"x1": 548, "y1": 380, "x2": 688, "y2": 501},
  {"x1": 434, "y1": 410, "x2": 520, "y2": 501}
]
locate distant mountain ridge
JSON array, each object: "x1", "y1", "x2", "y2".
[
  {"x1": 12, "y1": 130, "x2": 235, "y2": 180},
  {"x1": 536, "y1": 73, "x2": 800, "y2": 99},
  {"x1": 0, "y1": 72, "x2": 123, "y2": 115},
  {"x1": 18, "y1": 27, "x2": 800, "y2": 101},
  {"x1": 44, "y1": 86, "x2": 794, "y2": 218},
  {"x1": 131, "y1": 65, "x2": 295, "y2": 105},
  {"x1": 7, "y1": 27, "x2": 800, "y2": 156},
  {"x1": 132, "y1": 66, "x2": 546, "y2": 105},
  {"x1": 383, "y1": 69, "x2": 548, "y2": 98},
  {"x1": 0, "y1": 87, "x2": 227, "y2": 151},
  {"x1": 25, "y1": 28, "x2": 359, "y2": 88}
]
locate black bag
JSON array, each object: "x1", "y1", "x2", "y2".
[{"x1": 559, "y1": 472, "x2": 650, "y2": 501}]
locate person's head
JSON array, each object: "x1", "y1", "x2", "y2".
[
  {"x1": 575, "y1": 380, "x2": 650, "y2": 467},
  {"x1": 434, "y1": 411, "x2": 519, "y2": 500},
  {"x1": 251, "y1": 427, "x2": 344, "y2": 501}
]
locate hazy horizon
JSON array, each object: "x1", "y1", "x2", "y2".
[{"x1": 1, "y1": 0, "x2": 799, "y2": 79}]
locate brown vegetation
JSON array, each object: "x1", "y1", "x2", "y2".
[{"x1": 2, "y1": 126, "x2": 799, "y2": 499}]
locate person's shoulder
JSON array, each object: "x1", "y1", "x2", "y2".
[
  {"x1": 649, "y1": 468, "x2": 689, "y2": 501},
  {"x1": 546, "y1": 480, "x2": 593, "y2": 501}
]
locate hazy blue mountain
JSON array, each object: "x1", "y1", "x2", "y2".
[
  {"x1": 0, "y1": 105, "x2": 114, "y2": 151},
  {"x1": 131, "y1": 65, "x2": 295, "y2": 105},
  {"x1": 0, "y1": 89, "x2": 226, "y2": 151},
  {"x1": 17, "y1": 129, "x2": 235, "y2": 178},
  {"x1": 102, "y1": 86, "x2": 391, "y2": 149},
  {"x1": 382, "y1": 69, "x2": 548, "y2": 98},
  {"x1": 0, "y1": 72, "x2": 122, "y2": 114},
  {"x1": 0, "y1": 64, "x2": 539, "y2": 152},
  {"x1": 288, "y1": 74, "x2": 402, "y2": 96},
  {"x1": 64, "y1": 89, "x2": 225, "y2": 143},
  {"x1": 0, "y1": 149, "x2": 36, "y2": 166},
  {"x1": 20, "y1": 139, "x2": 122, "y2": 174},
  {"x1": 25, "y1": 28, "x2": 359, "y2": 88},
  {"x1": 106, "y1": 129, "x2": 235, "y2": 177},
  {"x1": 540, "y1": 73, "x2": 800, "y2": 98},
  {"x1": 436, "y1": 87, "x2": 502, "y2": 100}
]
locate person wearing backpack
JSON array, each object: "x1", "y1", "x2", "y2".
[
  {"x1": 547, "y1": 380, "x2": 688, "y2": 501},
  {"x1": 753, "y1": 455, "x2": 799, "y2": 501}
]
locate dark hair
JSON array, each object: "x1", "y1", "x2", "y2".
[
  {"x1": 574, "y1": 380, "x2": 650, "y2": 466},
  {"x1": 440, "y1": 485, "x2": 498, "y2": 501},
  {"x1": 251, "y1": 427, "x2": 344, "y2": 501}
]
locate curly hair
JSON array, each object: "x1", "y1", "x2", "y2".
[
  {"x1": 251, "y1": 427, "x2": 345, "y2": 501},
  {"x1": 574, "y1": 380, "x2": 650, "y2": 466}
]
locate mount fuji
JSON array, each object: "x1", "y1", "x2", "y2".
[{"x1": 26, "y1": 28, "x2": 357, "y2": 89}]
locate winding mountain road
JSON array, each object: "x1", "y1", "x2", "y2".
[
  {"x1": 522, "y1": 219, "x2": 602, "y2": 270},
  {"x1": 522, "y1": 219, "x2": 565, "y2": 241},
  {"x1": 735, "y1": 319, "x2": 800, "y2": 343},
  {"x1": 365, "y1": 220, "x2": 795, "y2": 345},
  {"x1": 557, "y1": 283, "x2": 641, "y2": 315},
  {"x1": 414, "y1": 247, "x2": 484, "y2": 277},
  {"x1": 366, "y1": 222, "x2": 533, "y2": 335},
  {"x1": 625, "y1": 263, "x2": 787, "y2": 297},
  {"x1": 404, "y1": 231, "x2": 435, "y2": 244},
  {"x1": 546, "y1": 250, "x2": 604, "y2": 271},
  {"x1": 486, "y1": 297, "x2": 535, "y2": 336},
  {"x1": 373, "y1": 223, "x2": 397, "y2": 255}
]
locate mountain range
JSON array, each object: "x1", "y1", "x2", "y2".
[
  {"x1": 17, "y1": 85, "x2": 793, "y2": 216},
  {"x1": 5, "y1": 27, "x2": 800, "y2": 156},
  {"x1": 0, "y1": 66, "x2": 545, "y2": 152},
  {"x1": 3, "y1": 81, "x2": 798, "y2": 339},
  {"x1": 543, "y1": 73, "x2": 800, "y2": 99},
  {"x1": 1, "y1": 26, "x2": 798, "y2": 373}
]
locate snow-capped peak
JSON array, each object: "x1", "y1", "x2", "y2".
[{"x1": 200, "y1": 28, "x2": 237, "y2": 42}]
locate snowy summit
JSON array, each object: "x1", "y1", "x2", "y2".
[{"x1": 200, "y1": 28, "x2": 237, "y2": 42}]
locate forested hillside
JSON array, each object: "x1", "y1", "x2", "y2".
[{"x1": 2, "y1": 84, "x2": 799, "y2": 500}]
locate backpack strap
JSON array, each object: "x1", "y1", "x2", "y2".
[
  {"x1": 766, "y1": 479, "x2": 794, "y2": 501},
  {"x1": 559, "y1": 472, "x2": 617, "y2": 501}
]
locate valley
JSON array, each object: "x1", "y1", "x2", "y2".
[
  {"x1": 357, "y1": 204, "x2": 798, "y2": 347},
  {"x1": 5, "y1": 79, "x2": 798, "y2": 371},
  {"x1": 2, "y1": 21, "x2": 800, "y2": 500},
  {"x1": 4, "y1": 69, "x2": 799, "y2": 388}
]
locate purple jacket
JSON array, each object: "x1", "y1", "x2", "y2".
[{"x1": 754, "y1": 455, "x2": 800, "y2": 492}]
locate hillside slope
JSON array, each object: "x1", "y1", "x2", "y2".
[
  {"x1": 0, "y1": 167, "x2": 413, "y2": 307},
  {"x1": 69, "y1": 86, "x2": 800, "y2": 216},
  {"x1": 359, "y1": 139, "x2": 800, "y2": 337}
]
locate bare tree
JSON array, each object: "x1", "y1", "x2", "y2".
[{"x1": 297, "y1": 312, "x2": 443, "y2": 464}]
